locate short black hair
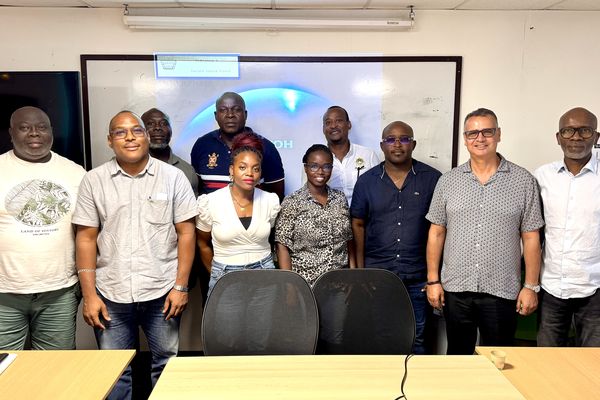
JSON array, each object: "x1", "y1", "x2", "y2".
[
  {"x1": 324, "y1": 106, "x2": 349, "y2": 121},
  {"x1": 302, "y1": 144, "x2": 333, "y2": 164}
]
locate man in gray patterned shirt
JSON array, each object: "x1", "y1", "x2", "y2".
[{"x1": 425, "y1": 108, "x2": 544, "y2": 355}]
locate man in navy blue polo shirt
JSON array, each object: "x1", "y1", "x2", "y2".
[
  {"x1": 190, "y1": 92, "x2": 285, "y2": 201},
  {"x1": 351, "y1": 121, "x2": 441, "y2": 354}
]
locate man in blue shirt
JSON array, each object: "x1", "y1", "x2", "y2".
[
  {"x1": 351, "y1": 121, "x2": 441, "y2": 354},
  {"x1": 190, "y1": 92, "x2": 285, "y2": 201}
]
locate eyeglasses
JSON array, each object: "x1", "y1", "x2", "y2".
[
  {"x1": 381, "y1": 136, "x2": 414, "y2": 146},
  {"x1": 110, "y1": 127, "x2": 146, "y2": 140},
  {"x1": 558, "y1": 126, "x2": 596, "y2": 139},
  {"x1": 304, "y1": 163, "x2": 333, "y2": 173},
  {"x1": 464, "y1": 128, "x2": 497, "y2": 140}
]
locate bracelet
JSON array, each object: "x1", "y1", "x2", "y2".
[
  {"x1": 77, "y1": 269, "x2": 96, "y2": 274},
  {"x1": 426, "y1": 280, "x2": 441, "y2": 285}
]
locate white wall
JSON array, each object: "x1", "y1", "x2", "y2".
[
  {"x1": 3, "y1": 7, "x2": 599, "y2": 350},
  {"x1": 2, "y1": 7, "x2": 600, "y2": 170}
]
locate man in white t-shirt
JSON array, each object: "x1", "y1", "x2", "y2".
[
  {"x1": 0, "y1": 106, "x2": 86, "y2": 350},
  {"x1": 303, "y1": 106, "x2": 380, "y2": 205}
]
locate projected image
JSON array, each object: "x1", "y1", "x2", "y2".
[{"x1": 84, "y1": 56, "x2": 459, "y2": 195}]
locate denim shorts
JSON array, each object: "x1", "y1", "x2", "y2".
[{"x1": 208, "y1": 253, "x2": 275, "y2": 295}]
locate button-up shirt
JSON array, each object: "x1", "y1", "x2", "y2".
[
  {"x1": 535, "y1": 156, "x2": 600, "y2": 299},
  {"x1": 72, "y1": 157, "x2": 198, "y2": 303},
  {"x1": 275, "y1": 185, "x2": 352, "y2": 285},
  {"x1": 426, "y1": 155, "x2": 544, "y2": 300},
  {"x1": 351, "y1": 160, "x2": 441, "y2": 280}
]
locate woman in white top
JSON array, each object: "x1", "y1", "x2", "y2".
[{"x1": 196, "y1": 132, "x2": 280, "y2": 294}]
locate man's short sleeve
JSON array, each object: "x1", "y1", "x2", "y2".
[
  {"x1": 261, "y1": 138, "x2": 285, "y2": 184},
  {"x1": 350, "y1": 174, "x2": 369, "y2": 220},
  {"x1": 425, "y1": 177, "x2": 447, "y2": 227},
  {"x1": 173, "y1": 169, "x2": 199, "y2": 223},
  {"x1": 520, "y1": 173, "x2": 544, "y2": 233},
  {"x1": 71, "y1": 173, "x2": 100, "y2": 228}
]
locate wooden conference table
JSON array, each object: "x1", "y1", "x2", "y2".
[
  {"x1": 0, "y1": 349, "x2": 135, "y2": 400},
  {"x1": 476, "y1": 346, "x2": 600, "y2": 400},
  {"x1": 150, "y1": 354, "x2": 524, "y2": 399}
]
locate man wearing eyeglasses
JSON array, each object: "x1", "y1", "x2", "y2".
[
  {"x1": 73, "y1": 111, "x2": 197, "y2": 399},
  {"x1": 0, "y1": 106, "x2": 86, "y2": 351},
  {"x1": 142, "y1": 108, "x2": 199, "y2": 196},
  {"x1": 425, "y1": 108, "x2": 544, "y2": 355},
  {"x1": 351, "y1": 121, "x2": 441, "y2": 354},
  {"x1": 535, "y1": 107, "x2": 600, "y2": 347}
]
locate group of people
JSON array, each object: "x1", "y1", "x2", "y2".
[{"x1": 1, "y1": 92, "x2": 599, "y2": 399}]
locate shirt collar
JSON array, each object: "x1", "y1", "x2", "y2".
[
  {"x1": 299, "y1": 183, "x2": 330, "y2": 204},
  {"x1": 380, "y1": 160, "x2": 417, "y2": 180},
  {"x1": 109, "y1": 156, "x2": 155, "y2": 177},
  {"x1": 462, "y1": 153, "x2": 509, "y2": 173},
  {"x1": 557, "y1": 155, "x2": 598, "y2": 175}
]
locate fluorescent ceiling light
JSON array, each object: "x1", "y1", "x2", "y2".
[{"x1": 123, "y1": 8, "x2": 415, "y2": 31}]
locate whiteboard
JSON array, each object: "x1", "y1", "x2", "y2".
[{"x1": 82, "y1": 55, "x2": 461, "y2": 194}]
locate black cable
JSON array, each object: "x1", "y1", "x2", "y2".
[{"x1": 394, "y1": 353, "x2": 414, "y2": 400}]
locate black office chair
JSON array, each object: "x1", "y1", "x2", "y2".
[
  {"x1": 312, "y1": 268, "x2": 416, "y2": 354},
  {"x1": 201, "y1": 269, "x2": 319, "y2": 356}
]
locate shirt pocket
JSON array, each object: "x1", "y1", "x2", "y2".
[{"x1": 144, "y1": 199, "x2": 173, "y2": 225}]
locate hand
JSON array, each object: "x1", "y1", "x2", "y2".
[
  {"x1": 163, "y1": 289, "x2": 189, "y2": 320},
  {"x1": 426, "y1": 283, "x2": 445, "y2": 311},
  {"x1": 82, "y1": 294, "x2": 110, "y2": 330},
  {"x1": 516, "y1": 288, "x2": 538, "y2": 316}
]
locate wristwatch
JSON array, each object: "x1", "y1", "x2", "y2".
[
  {"x1": 523, "y1": 283, "x2": 541, "y2": 293},
  {"x1": 173, "y1": 285, "x2": 189, "y2": 293}
]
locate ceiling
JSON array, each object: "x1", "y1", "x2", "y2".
[{"x1": 2, "y1": 0, "x2": 600, "y2": 11}]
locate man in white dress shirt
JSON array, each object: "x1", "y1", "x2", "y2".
[
  {"x1": 535, "y1": 107, "x2": 600, "y2": 346},
  {"x1": 303, "y1": 106, "x2": 380, "y2": 205}
]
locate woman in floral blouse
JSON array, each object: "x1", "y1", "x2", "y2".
[{"x1": 275, "y1": 144, "x2": 355, "y2": 285}]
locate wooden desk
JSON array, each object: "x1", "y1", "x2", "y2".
[
  {"x1": 476, "y1": 346, "x2": 600, "y2": 400},
  {"x1": 0, "y1": 349, "x2": 135, "y2": 400},
  {"x1": 150, "y1": 354, "x2": 524, "y2": 399}
]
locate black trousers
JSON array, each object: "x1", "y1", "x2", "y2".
[
  {"x1": 537, "y1": 289, "x2": 600, "y2": 347},
  {"x1": 443, "y1": 291, "x2": 517, "y2": 355}
]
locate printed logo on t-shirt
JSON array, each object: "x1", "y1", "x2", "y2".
[{"x1": 5, "y1": 179, "x2": 71, "y2": 226}]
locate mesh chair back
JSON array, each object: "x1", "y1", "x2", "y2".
[
  {"x1": 312, "y1": 268, "x2": 416, "y2": 354},
  {"x1": 201, "y1": 269, "x2": 319, "y2": 356}
]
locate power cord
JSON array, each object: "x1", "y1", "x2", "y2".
[{"x1": 394, "y1": 353, "x2": 414, "y2": 400}]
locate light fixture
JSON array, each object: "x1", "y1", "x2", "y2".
[{"x1": 122, "y1": 7, "x2": 415, "y2": 31}]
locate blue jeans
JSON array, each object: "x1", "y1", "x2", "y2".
[
  {"x1": 403, "y1": 280, "x2": 427, "y2": 355},
  {"x1": 94, "y1": 292, "x2": 180, "y2": 400},
  {"x1": 208, "y1": 254, "x2": 276, "y2": 294},
  {"x1": 0, "y1": 283, "x2": 81, "y2": 350}
]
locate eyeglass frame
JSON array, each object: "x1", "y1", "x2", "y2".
[
  {"x1": 110, "y1": 126, "x2": 147, "y2": 140},
  {"x1": 558, "y1": 126, "x2": 597, "y2": 139},
  {"x1": 381, "y1": 136, "x2": 415, "y2": 146},
  {"x1": 304, "y1": 162, "x2": 334, "y2": 173},
  {"x1": 463, "y1": 128, "x2": 498, "y2": 140}
]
